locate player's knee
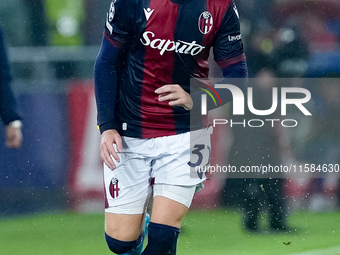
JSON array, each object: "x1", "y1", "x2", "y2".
[{"x1": 105, "y1": 233, "x2": 142, "y2": 254}]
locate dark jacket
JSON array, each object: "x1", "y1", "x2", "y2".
[{"x1": 0, "y1": 28, "x2": 21, "y2": 125}]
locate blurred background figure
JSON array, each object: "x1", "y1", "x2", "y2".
[
  {"x1": 302, "y1": 77, "x2": 340, "y2": 211},
  {"x1": 231, "y1": 0, "x2": 340, "y2": 214},
  {"x1": 222, "y1": 65, "x2": 291, "y2": 232},
  {"x1": 0, "y1": 27, "x2": 22, "y2": 148}
]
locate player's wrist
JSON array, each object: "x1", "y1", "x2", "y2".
[{"x1": 98, "y1": 121, "x2": 117, "y2": 134}]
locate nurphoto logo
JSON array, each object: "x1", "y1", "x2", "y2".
[{"x1": 199, "y1": 82, "x2": 312, "y2": 128}]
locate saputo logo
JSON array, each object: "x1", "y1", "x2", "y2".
[
  {"x1": 140, "y1": 31, "x2": 205, "y2": 56},
  {"x1": 199, "y1": 84, "x2": 312, "y2": 128}
]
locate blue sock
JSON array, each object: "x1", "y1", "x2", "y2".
[
  {"x1": 142, "y1": 222, "x2": 181, "y2": 255},
  {"x1": 121, "y1": 233, "x2": 145, "y2": 255},
  {"x1": 105, "y1": 233, "x2": 143, "y2": 254}
]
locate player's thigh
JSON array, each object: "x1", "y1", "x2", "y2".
[
  {"x1": 105, "y1": 185, "x2": 151, "y2": 241},
  {"x1": 105, "y1": 212, "x2": 144, "y2": 241},
  {"x1": 151, "y1": 196, "x2": 188, "y2": 229},
  {"x1": 151, "y1": 184, "x2": 196, "y2": 228},
  {"x1": 104, "y1": 180, "x2": 151, "y2": 241},
  {"x1": 104, "y1": 139, "x2": 151, "y2": 241}
]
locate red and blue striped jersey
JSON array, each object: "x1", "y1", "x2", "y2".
[{"x1": 95, "y1": 0, "x2": 246, "y2": 138}]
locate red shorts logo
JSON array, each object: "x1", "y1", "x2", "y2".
[{"x1": 109, "y1": 178, "x2": 120, "y2": 199}]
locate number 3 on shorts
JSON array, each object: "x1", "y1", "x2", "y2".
[
  {"x1": 188, "y1": 144, "x2": 211, "y2": 179},
  {"x1": 189, "y1": 144, "x2": 211, "y2": 168}
]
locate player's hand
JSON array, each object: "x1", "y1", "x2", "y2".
[
  {"x1": 100, "y1": 129, "x2": 123, "y2": 170},
  {"x1": 6, "y1": 125, "x2": 22, "y2": 148},
  {"x1": 155, "y1": 84, "x2": 193, "y2": 110}
]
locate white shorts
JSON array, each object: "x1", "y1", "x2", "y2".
[{"x1": 104, "y1": 127, "x2": 212, "y2": 214}]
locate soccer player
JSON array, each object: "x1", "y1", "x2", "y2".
[
  {"x1": 0, "y1": 27, "x2": 22, "y2": 149},
  {"x1": 94, "y1": 0, "x2": 248, "y2": 254}
]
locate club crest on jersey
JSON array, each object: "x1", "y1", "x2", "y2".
[
  {"x1": 198, "y1": 11, "x2": 213, "y2": 35},
  {"x1": 109, "y1": 178, "x2": 120, "y2": 199}
]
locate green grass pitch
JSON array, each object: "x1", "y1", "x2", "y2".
[{"x1": 0, "y1": 209, "x2": 339, "y2": 255}]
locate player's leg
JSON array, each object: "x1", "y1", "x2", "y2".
[
  {"x1": 105, "y1": 203, "x2": 151, "y2": 254},
  {"x1": 142, "y1": 127, "x2": 212, "y2": 255},
  {"x1": 104, "y1": 188, "x2": 151, "y2": 254},
  {"x1": 142, "y1": 184, "x2": 197, "y2": 255},
  {"x1": 241, "y1": 178, "x2": 261, "y2": 232},
  {"x1": 266, "y1": 178, "x2": 287, "y2": 231},
  {"x1": 150, "y1": 196, "x2": 188, "y2": 228},
  {"x1": 104, "y1": 189, "x2": 149, "y2": 254},
  {"x1": 105, "y1": 213, "x2": 144, "y2": 240},
  {"x1": 104, "y1": 138, "x2": 151, "y2": 254},
  {"x1": 105, "y1": 212, "x2": 146, "y2": 254}
]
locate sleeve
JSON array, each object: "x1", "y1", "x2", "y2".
[
  {"x1": 0, "y1": 28, "x2": 21, "y2": 125},
  {"x1": 104, "y1": 0, "x2": 138, "y2": 48},
  {"x1": 94, "y1": 0, "x2": 137, "y2": 133},
  {"x1": 190, "y1": 1, "x2": 248, "y2": 114},
  {"x1": 213, "y1": 0, "x2": 247, "y2": 78}
]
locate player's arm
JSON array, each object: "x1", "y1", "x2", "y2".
[
  {"x1": 94, "y1": 0, "x2": 136, "y2": 169},
  {"x1": 94, "y1": 34, "x2": 124, "y2": 169},
  {"x1": 191, "y1": 0, "x2": 248, "y2": 112},
  {"x1": 214, "y1": 0, "x2": 248, "y2": 79}
]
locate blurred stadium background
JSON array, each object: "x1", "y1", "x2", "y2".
[{"x1": 1, "y1": 0, "x2": 340, "y2": 254}]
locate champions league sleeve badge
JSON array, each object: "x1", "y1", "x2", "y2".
[
  {"x1": 106, "y1": 0, "x2": 116, "y2": 33},
  {"x1": 109, "y1": 0, "x2": 116, "y2": 22}
]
